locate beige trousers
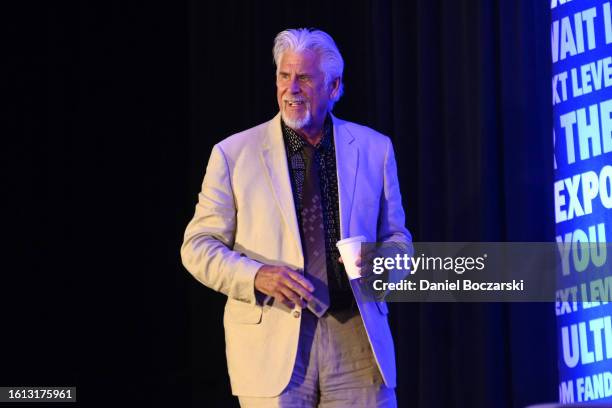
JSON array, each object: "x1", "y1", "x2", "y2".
[{"x1": 238, "y1": 306, "x2": 397, "y2": 408}]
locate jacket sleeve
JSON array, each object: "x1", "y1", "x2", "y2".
[
  {"x1": 375, "y1": 137, "x2": 414, "y2": 285},
  {"x1": 181, "y1": 144, "x2": 263, "y2": 304},
  {"x1": 377, "y1": 137, "x2": 412, "y2": 246}
]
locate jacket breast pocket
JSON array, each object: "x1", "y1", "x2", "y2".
[{"x1": 224, "y1": 298, "x2": 263, "y2": 324}]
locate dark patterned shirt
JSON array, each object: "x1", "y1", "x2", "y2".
[{"x1": 281, "y1": 116, "x2": 352, "y2": 305}]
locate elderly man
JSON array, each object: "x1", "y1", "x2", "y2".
[{"x1": 181, "y1": 28, "x2": 411, "y2": 407}]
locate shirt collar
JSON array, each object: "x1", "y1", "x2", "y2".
[{"x1": 281, "y1": 114, "x2": 332, "y2": 155}]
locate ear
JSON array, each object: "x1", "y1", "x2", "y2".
[{"x1": 329, "y1": 77, "x2": 341, "y2": 99}]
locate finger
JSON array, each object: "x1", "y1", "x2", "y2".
[
  {"x1": 286, "y1": 270, "x2": 314, "y2": 292},
  {"x1": 274, "y1": 292, "x2": 295, "y2": 309},
  {"x1": 355, "y1": 256, "x2": 362, "y2": 267},
  {"x1": 338, "y1": 256, "x2": 343, "y2": 264},
  {"x1": 283, "y1": 277, "x2": 313, "y2": 301},
  {"x1": 280, "y1": 286, "x2": 306, "y2": 308}
]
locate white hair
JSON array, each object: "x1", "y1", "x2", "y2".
[{"x1": 273, "y1": 28, "x2": 344, "y2": 110}]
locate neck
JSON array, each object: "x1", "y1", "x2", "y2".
[{"x1": 296, "y1": 127, "x2": 323, "y2": 146}]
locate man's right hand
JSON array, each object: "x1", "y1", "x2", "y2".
[{"x1": 254, "y1": 265, "x2": 314, "y2": 309}]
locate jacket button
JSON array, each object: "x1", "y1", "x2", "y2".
[{"x1": 293, "y1": 310, "x2": 301, "y2": 318}]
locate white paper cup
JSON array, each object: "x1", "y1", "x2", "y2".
[{"x1": 336, "y1": 235, "x2": 367, "y2": 280}]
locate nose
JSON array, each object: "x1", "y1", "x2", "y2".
[{"x1": 289, "y1": 77, "x2": 300, "y2": 93}]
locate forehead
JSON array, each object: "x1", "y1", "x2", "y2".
[{"x1": 278, "y1": 49, "x2": 321, "y2": 74}]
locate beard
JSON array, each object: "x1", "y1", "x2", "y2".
[{"x1": 281, "y1": 102, "x2": 312, "y2": 130}]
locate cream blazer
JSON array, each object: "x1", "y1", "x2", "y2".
[{"x1": 181, "y1": 112, "x2": 412, "y2": 397}]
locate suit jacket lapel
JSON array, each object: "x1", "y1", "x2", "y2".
[
  {"x1": 332, "y1": 114, "x2": 359, "y2": 239},
  {"x1": 259, "y1": 113, "x2": 303, "y2": 255}
]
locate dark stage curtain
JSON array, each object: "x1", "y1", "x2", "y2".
[{"x1": 6, "y1": 1, "x2": 556, "y2": 407}]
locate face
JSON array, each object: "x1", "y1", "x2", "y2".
[{"x1": 276, "y1": 49, "x2": 339, "y2": 132}]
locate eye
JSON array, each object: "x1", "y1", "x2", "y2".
[
  {"x1": 278, "y1": 73, "x2": 289, "y2": 80},
  {"x1": 298, "y1": 75, "x2": 310, "y2": 82}
]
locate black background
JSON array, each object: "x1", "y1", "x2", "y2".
[{"x1": 5, "y1": 1, "x2": 557, "y2": 407}]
